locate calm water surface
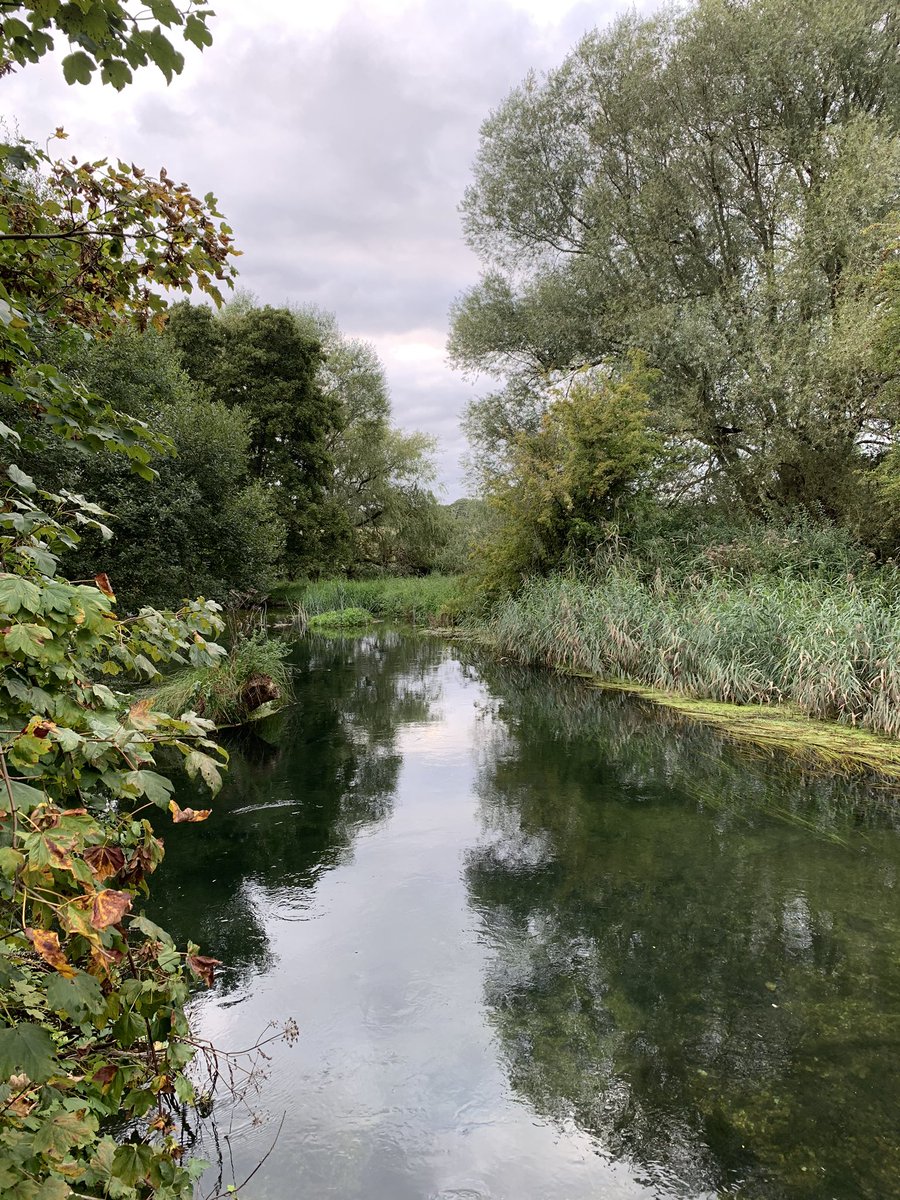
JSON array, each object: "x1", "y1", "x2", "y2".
[{"x1": 152, "y1": 631, "x2": 900, "y2": 1200}]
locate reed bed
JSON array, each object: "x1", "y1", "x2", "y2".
[
  {"x1": 486, "y1": 570, "x2": 900, "y2": 740},
  {"x1": 274, "y1": 575, "x2": 461, "y2": 624}
]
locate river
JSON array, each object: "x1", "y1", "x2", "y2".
[{"x1": 151, "y1": 629, "x2": 900, "y2": 1200}]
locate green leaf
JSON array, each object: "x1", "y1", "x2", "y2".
[
  {"x1": 124, "y1": 769, "x2": 173, "y2": 808},
  {"x1": 0, "y1": 847, "x2": 24, "y2": 878},
  {"x1": 9, "y1": 781, "x2": 47, "y2": 812},
  {"x1": 112, "y1": 1009, "x2": 144, "y2": 1048},
  {"x1": 99, "y1": 57, "x2": 132, "y2": 90},
  {"x1": 6, "y1": 463, "x2": 35, "y2": 492},
  {"x1": 0, "y1": 1021, "x2": 58, "y2": 1082},
  {"x1": 5, "y1": 622, "x2": 52, "y2": 658},
  {"x1": 111, "y1": 1142, "x2": 154, "y2": 1188},
  {"x1": 0, "y1": 574, "x2": 41, "y2": 615},
  {"x1": 46, "y1": 971, "x2": 104, "y2": 1022},
  {"x1": 61, "y1": 50, "x2": 94, "y2": 85},
  {"x1": 32, "y1": 1108, "x2": 97, "y2": 1156},
  {"x1": 185, "y1": 750, "x2": 222, "y2": 796}
]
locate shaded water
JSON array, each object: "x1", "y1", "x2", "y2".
[{"x1": 152, "y1": 631, "x2": 900, "y2": 1200}]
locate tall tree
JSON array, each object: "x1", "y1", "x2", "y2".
[
  {"x1": 451, "y1": 0, "x2": 900, "y2": 519},
  {"x1": 167, "y1": 301, "x2": 347, "y2": 576}
]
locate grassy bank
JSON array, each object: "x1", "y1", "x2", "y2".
[
  {"x1": 151, "y1": 630, "x2": 292, "y2": 724},
  {"x1": 478, "y1": 569, "x2": 900, "y2": 772},
  {"x1": 274, "y1": 575, "x2": 462, "y2": 624}
]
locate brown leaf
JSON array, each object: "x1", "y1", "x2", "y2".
[
  {"x1": 187, "y1": 954, "x2": 221, "y2": 988},
  {"x1": 90, "y1": 889, "x2": 132, "y2": 930},
  {"x1": 94, "y1": 573, "x2": 115, "y2": 599},
  {"x1": 87, "y1": 943, "x2": 123, "y2": 978},
  {"x1": 92, "y1": 1064, "x2": 118, "y2": 1087},
  {"x1": 26, "y1": 928, "x2": 76, "y2": 979},
  {"x1": 83, "y1": 845, "x2": 126, "y2": 882},
  {"x1": 120, "y1": 843, "x2": 155, "y2": 887},
  {"x1": 169, "y1": 801, "x2": 211, "y2": 824}
]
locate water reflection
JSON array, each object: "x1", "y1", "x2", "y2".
[
  {"x1": 147, "y1": 637, "x2": 900, "y2": 1200},
  {"x1": 466, "y1": 662, "x2": 900, "y2": 1199},
  {"x1": 152, "y1": 630, "x2": 442, "y2": 990}
]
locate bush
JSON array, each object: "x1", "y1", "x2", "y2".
[
  {"x1": 151, "y1": 628, "x2": 292, "y2": 725},
  {"x1": 308, "y1": 607, "x2": 374, "y2": 629}
]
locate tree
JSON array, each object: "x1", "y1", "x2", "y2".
[
  {"x1": 291, "y1": 304, "x2": 445, "y2": 575},
  {"x1": 58, "y1": 328, "x2": 284, "y2": 607},
  {"x1": 471, "y1": 357, "x2": 666, "y2": 592},
  {"x1": 451, "y1": 0, "x2": 900, "y2": 521},
  {"x1": 167, "y1": 301, "x2": 348, "y2": 576}
]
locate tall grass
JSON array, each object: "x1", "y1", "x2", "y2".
[
  {"x1": 151, "y1": 630, "x2": 292, "y2": 725},
  {"x1": 273, "y1": 575, "x2": 461, "y2": 624},
  {"x1": 485, "y1": 569, "x2": 900, "y2": 738}
]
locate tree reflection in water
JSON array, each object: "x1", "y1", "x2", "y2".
[
  {"x1": 464, "y1": 660, "x2": 900, "y2": 1200},
  {"x1": 149, "y1": 630, "x2": 441, "y2": 992}
]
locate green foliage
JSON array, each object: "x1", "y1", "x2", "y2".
[
  {"x1": 483, "y1": 568, "x2": 900, "y2": 737},
  {"x1": 0, "y1": 12, "x2": 265, "y2": 1196},
  {"x1": 308, "y1": 607, "x2": 374, "y2": 630},
  {"x1": 151, "y1": 626, "x2": 292, "y2": 725},
  {"x1": 55, "y1": 328, "x2": 285, "y2": 608},
  {"x1": 0, "y1": 1, "x2": 214, "y2": 87},
  {"x1": 167, "y1": 301, "x2": 348, "y2": 576},
  {"x1": 277, "y1": 575, "x2": 463, "y2": 625},
  {"x1": 452, "y1": 0, "x2": 900, "y2": 524},
  {"x1": 470, "y1": 357, "x2": 667, "y2": 593}
]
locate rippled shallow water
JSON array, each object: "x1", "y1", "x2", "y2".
[{"x1": 151, "y1": 630, "x2": 900, "y2": 1200}]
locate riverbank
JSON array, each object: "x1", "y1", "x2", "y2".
[
  {"x1": 461, "y1": 568, "x2": 900, "y2": 782},
  {"x1": 273, "y1": 574, "x2": 462, "y2": 623}
]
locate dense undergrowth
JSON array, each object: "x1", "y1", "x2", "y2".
[
  {"x1": 485, "y1": 569, "x2": 900, "y2": 739},
  {"x1": 151, "y1": 628, "x2": 292, "y2": 725},
  {"x1": 275, "y1": 575, "x2": 461, "y2": 624}
]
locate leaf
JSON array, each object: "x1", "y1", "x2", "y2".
[
  {"x1": 0, "y1": 846, "x2": 24, "y2": 878},
  {"x1": 184, "y1": 749, "x2": 222, "y2": 795},
  {"x1": 169, "y1": 801, "x2": 211, "y2": 823},
  {"x1": 8, "y1": 781, "x2": 46, "y2": 814},
  {"x1": 90, "y1": 889, "x2": 132, "y2": 929},
  {"x1": 187, "y1": 954, "x2": 221, "y2": 988},
  {"x1": 5, "y1": 622, "x2": 52, "y2": 658},
  {"x1": 99, "y1": 57, "x2": 132, "y2": 89},
  {"x1": 61, "y1": 50, "x2": 94, "y2": 85},
  {"x1": 0, "y1": 1022, "x2": 58, "y2": 1083},
  {"x1": 32, "y1": 1108, "x2": 97, "y2": 1157},
  {"x1": 0, "y1": 574, "x2": 41, "y2": 615},
  {"x1": 7, "y1": 463, "x2": 35, "y2": 493},
  {"x1": 26, "y1": 928, "x2": 76, "y2": 978},
  {"x1": 82, "y1": 844, "x2": 126, "y2": 882},
  {"x1": 46, "y1": 971, "x2": 104, "y2": 1022},
  {"x1": 125, "y1": 769, "x2": 173, "y2": 808},
  {"x1": 93, "y1": 572, "x2": 115, "y2": 599},
  {"x1": 111, "y1": 1142, "x2": 154, "y2": 1188}
]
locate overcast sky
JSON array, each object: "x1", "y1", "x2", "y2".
[{"x1": 3, "y1": 0, "x2": 654, "y2": 497}]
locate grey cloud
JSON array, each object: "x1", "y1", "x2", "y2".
[{"x1": 3, "y1": 0, "x2": 651, "y2": 497}]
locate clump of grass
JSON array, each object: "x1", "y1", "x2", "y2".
[
  {"x1": 307, "y1": 607, "x2": 373, "y2": 630},
  {"x1": 482, "y1": 568, "x2": 900, "y2": 741},
  {"x1": 151, "y1": 630, "x2": 292, "y2": 725},
  {"x1": 273, "y1": 575, "x2": 462, "y2": 624}
]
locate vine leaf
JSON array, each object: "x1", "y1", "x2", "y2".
[
  {"x1": 26, "y1": 928, "x2": 76, "y2": 978},
  {"x1": 90, "y1": 889, "x2": 132, "y2": 929},
  {"x1": 83, "y1": 844, "x2": 126, "y2": 882},
  {"x1": 0, "y1": 1022, "x2": 58, "y2": 1082},
  {"x1": 186, "y1": 954, "x2": 221, "y2": 987},
  {"x1": 169, "y1": 800, "x2": 211, "y2": 823}
]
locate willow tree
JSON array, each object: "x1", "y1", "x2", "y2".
[{"x1": 451, "y1": 0, "x2": 900, "y2": 519}]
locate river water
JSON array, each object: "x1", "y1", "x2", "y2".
[{"x1": 152, "y1": 630, "x2": 900, "y2": 1200}]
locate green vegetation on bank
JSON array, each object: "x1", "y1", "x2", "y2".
[
  {"x1": 278, "y1": 575, "x2": 462, "y2": 624},
  {"x1": 151, "y1": 627, "x2": 292, "y2": 725},
  {"x1": 308, "y1": 606, "x2": 374, "y2": 630}
]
